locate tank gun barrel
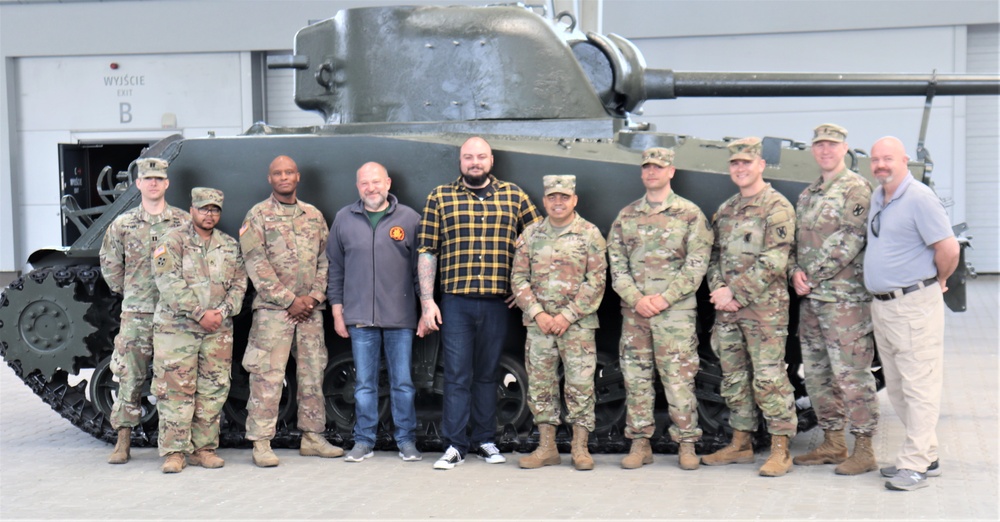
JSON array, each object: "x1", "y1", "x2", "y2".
[{"x1": 644, "y1": 71, "x2": 1000, "y2": 99}]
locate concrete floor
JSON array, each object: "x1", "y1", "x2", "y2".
[{"x1": 1, "y1": 276, "x2": 997, "y2": 521}]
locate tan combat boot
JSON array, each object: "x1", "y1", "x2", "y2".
[
  {"x1": 701, "y1": 430, "x2": 754, "y2": 466},
  {"x1": 759, "y1": 435, "x2": 793, "y2": 477},
  {"x1": 793, "y1": 429, "x2": 848, "y2": 465},
  {"x1": 519, "y1": 424, "x2": 561, "y2": 469},
  {"x1": 161, "y1": 452, "x2": 187, "y2": 473},
  {"x1": 620, "y1": 438, "x2": 653, "y2": 469},
  {"x1": 570, "y1": 424, "x2": 594, "y2": 471},
  {"x1": 252, "y1": 439, "x2": 280, "y2": 467},
  {"x1": 107, "y1": 427, "x2": 131, "y2": 464},
  {"x1": 188, "y1": 448, "x2": 225, "y2": 469},
  {"x1": 678, "y1": 441, "x2": 699, "y2": 470},
  {"x1": 300, "y1": 432, "x2": 345, "y2": 458},
  {"x1": 834, "y1": 434, "x2": 877, "y2": 475}
]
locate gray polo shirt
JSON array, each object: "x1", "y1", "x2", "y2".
[{"x1": 863, "y1": 173, "x2": 953, "y2": 294}]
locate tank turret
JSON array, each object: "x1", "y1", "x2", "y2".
[
  {"x1": 2, "y1": 3, "x2": 997, "y2": 453},
  {"x1": 268, "y1": 5, "x2": 997, "y2": 128}
]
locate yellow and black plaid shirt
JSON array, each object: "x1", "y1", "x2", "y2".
[{"x1": 418, "y1": 175, "x2": 541, "y2": 296}]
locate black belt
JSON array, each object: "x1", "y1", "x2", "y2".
[{"x1": 872, "y1": 277, "x2": 938, "y2": 301}]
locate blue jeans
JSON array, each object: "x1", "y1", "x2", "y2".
[
  {"x1": 439, "y1": 294, "x2": 509, "y2": 455},
  {"x1": 347, "y1": 326, "x2": 417, "y2": 446}
]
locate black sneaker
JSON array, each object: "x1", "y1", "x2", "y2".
[
  {"x1": 433, "y1": 446, "x2": 464, "y2": 470},
  {"x1": 880, "y1": 459, "x2": 941, "y2": 478},
  {"x1": 476, "y1": 442, "x2": 506, "y2": 464}
]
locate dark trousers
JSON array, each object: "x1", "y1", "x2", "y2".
[{"x1": 439, "y1": 293, "x2": 509, "y2": 455}]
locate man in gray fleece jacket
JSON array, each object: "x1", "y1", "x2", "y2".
[{"x1": 326, "y1": 161, "x2": 422, "y2": 462}]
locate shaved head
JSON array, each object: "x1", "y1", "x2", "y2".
[
  {"x1": 870, "y1": 136, "x2": 910, "y2": 192},
  {"x1": 459, "y1": 136, "x2": 494, "y2": 188},
  {"x1": 872, "y1": 136, "x2": 908, "y2": 158},
  {"x1": 356, "y1": 161, "x2": 391, "y2": 212}
]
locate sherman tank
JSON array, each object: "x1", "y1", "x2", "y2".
[{"x1": 1, "y1": 4, "x2": 997, "y2": 455}]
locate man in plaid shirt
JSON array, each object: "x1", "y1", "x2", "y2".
[{"x1": 417, "y1": 136, "x2": 541, "y2": 470}]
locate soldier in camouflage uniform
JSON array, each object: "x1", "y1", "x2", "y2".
[
  {"x1": 99, "y1": 158, "x2": 189, "y2": 464},
  {"x1": 789, "y1": 124, "x2": 878, "y2": 475},
  {"x1": 152, "y1": 188, "x2": 247, "y2": 473},
  {"x1": 511, "y1": 175, "x2": 607, "y2": 471},
  {"x1": 607, "y1": 148, "x2": 713, "y2": 471},
  {"x1": 240, "y1": 155, "x2": 344, "y2": 467},
  {"x1": 701, "y1": 137, "x2": 798, "y2": 477}
]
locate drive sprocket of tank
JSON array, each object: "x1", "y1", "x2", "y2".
[{"x1": 0, "y1": 268, "x2": 98, "y2": 380}]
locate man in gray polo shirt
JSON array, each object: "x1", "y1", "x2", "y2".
[{"x1": 864, "y1": 136, "x2": 959, "y2": 492}]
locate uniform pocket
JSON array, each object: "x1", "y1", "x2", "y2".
[{"x1": 242, "y1": 341, "x2": 270, "y2": 373}]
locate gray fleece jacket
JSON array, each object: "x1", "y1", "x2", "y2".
[{"x1": 326, "y1": 194, "x2": 420, "y2": 329}]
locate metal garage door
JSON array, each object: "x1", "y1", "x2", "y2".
[{"x1": 966, "y1": 24, "x2": 999, "y2": 273}]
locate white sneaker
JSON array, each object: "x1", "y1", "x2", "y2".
[
  {"x1": 476, "y1": 442, "x2": 506, "y2": 464},
  {"x1": 433, "y1": 446, "x2": 464, "y2": 470}
]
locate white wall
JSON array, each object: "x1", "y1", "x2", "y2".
[{"x1": 12, "y1": 52, "x2": 252, "y2": 261}]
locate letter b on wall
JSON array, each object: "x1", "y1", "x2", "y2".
[{"x1": 119, "y1": 102, "x2": 132, "y2": 124}]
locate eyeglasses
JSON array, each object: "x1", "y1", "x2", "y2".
[
  {"x1": 196, "y1": 207, "x2": 222, "y2": 216},
  {"x1": 870, "y1": 210, "x2": 882, "y2": 238}
]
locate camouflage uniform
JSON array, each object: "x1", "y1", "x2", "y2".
[
  {"x1": 608, "y1": 191, "x2": 713, "y2": 442},
  {"x1": 512, "y1": 211, "x2": 607, "y2": 431},
  {"x1": 791, "y1": 166, "x2": 877, "y2": 435},
  {"x1": 240, "y1": 194, "x2": 330, "y2": 440},
  {"x1": 100, "y1": 201, "x2": 188, "y2": 430},
  {"x1": 708, "y1": 183, "x2": 798, "y2": 437},
  {"x1": 152, "y1": 194, "x2": 247, "y2": 457}
]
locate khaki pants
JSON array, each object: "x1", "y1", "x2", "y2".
[{"x1": 872, "y1": 284, "x2": 944, "y2": 473}]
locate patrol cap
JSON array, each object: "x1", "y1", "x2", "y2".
[
  {"x1": 136, "y1": 158, "x2": 169, "y2": 179},
  {"x1": 728, "y1": 137, "x2": 763, "y2": 161},
  {"x1": 641, "y1": 147, "x2": 674, "y2": 167},
  {"x1": 191, "y1": 187, "x2": 224, "y2": 209},
  {"x1": 543, "y1": 174, "x2": 576, "y2": 196},
  {"x1": 812, "y1": 123, "x2": 848, "y2": 144}
]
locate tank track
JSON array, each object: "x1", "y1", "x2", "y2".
[{"x1": 2, "y1": 264, "x2": 779, "y2": 453}]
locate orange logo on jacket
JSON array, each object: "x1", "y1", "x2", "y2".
[{"x1": 389, "y1": 226, "x2": 405, "y2": 241}]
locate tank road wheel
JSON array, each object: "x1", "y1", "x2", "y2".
[
  {"x1": 0, "y1": 269, "x2": 97, "y2": 379},
  {"x1": 556, "y1": 351, "x2": 627, "y2": 436},
  {"x1": 495, "y1": 353, "x2": 530, "y2": 432},
  {"x1": 87, "y1": 354, "x2": 158, "y2": 433},
  {"x1": 323, "y1": 350, "x2": 391, "y2": 436},
  {"x1": 221, "y1": 361, "x2": 298, "y2": 445},
  {"x1": 592, "y1": 351, "x2": 627, "y2": 435}
]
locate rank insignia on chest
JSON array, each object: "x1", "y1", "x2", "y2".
[
  {"x1": 389, "y1": 226, "x2": 405, "y2": 241},
  {"x1": 744, "y1": 233, "x2": 752, "y2": 242},
  {"x1": 853, "y1": 204, "x2": 865, "y2": 216},
  {"x1": 776, "y1": 226, "x2": 787, "y2": 239}
]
